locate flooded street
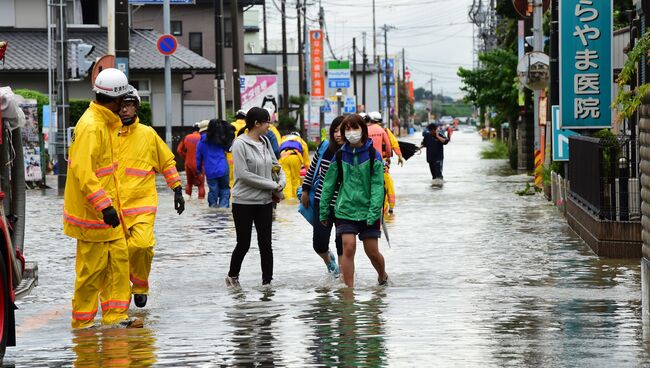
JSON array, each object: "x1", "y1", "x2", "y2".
[{"x1": 6, "y1": 131, "x2": 650, "y2": 366}]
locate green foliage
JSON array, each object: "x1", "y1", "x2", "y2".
[
  {"x1": 69, "y1": 99, "x2": 91, "y2": 126},
  {"x1": 614, "y1": 29, "x2": 650, "y2": 121},
  {"x1": 13, "y1": 89, "x2": 48, "y2": 129},
  {"x1": 137, "y1": 101, "x2": 152, "y2": 126},
  {"x1": 515, "y1": 182, "x2": 539, "y2": 196},
  {"x1": 613, "y1": 0, "x2": 634, "y2": 30},
  {"x1": 458, "y1": 48, "x2": 519, "y2": 131},
  {"x1": 277, "y1": 112, "x2": 297, "y2": 134},
  {"x1": 306, "y1": 140, "x2": 318, "y2": 152},
  {"x1": 480, "y1": 139, "x2": 509, "y2": 159}
]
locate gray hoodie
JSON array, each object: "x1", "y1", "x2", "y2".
[{"x1": 231, "y1": 134, "x2": 287, "y2": 205}]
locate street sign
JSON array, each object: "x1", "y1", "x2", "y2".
[
  {"x1": 116, "y1": 56, "x2": 129, "y2": 78},
  {"x1": 157, "y1": 34, "x2": 178, "y2": 56},
  {"x1": 344, "y1": 96, "x2": 356, "y2": 114},
  {"x1": 327, "y1": 60, "x2": 351, "y2": 89},
  {"x1": 310, "y1": 30, "x2": 325, "y2": 99},
  {"x1": 559, "y1": 0, "x2": 612, "y2": 129},
  {"x1": 552, "y1": 105, "x2": 579, "y2": 161}
]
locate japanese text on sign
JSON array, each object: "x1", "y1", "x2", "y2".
[
  {"x1": 310, "y1": 30, "x2": 325, "y2": 99},
  {"x1": 559, "y1": 0, "x2": 612, "y2": 129}
]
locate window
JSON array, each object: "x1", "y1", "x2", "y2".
[
  {"x1": 130, "y1": 80, "x2": 151, "y2": 103},
  {"x1": 189, "y1": 33, "x2": 203, "y2": 56},
  {"x1": 224, "y1": 18, "x2": 232, "y2": 48},
  {"x1": 67, "y1": 0, "x2": 99, "y2": 25},
  {"x1": 171, "y1": 21, "x2": 183, "y2": 36}
]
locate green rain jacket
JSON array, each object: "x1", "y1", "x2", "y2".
[{"x1": 319, "y1": 139, "x2": 385, "y2": 225}]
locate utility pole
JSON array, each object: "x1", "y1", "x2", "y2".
[
  {"x1": 353, "y1": 37, "x2": 357, "y2": 102},
  {"x1": 231, "y1": 0, "x2": 241, "y2": 111},
  {"x1": 532, "y1": 0, "x2": 543, "y2": 154},
  {"x1": 163, "y1": 0, "x2": 172, "y2": 148},
  {"x1": 382, "y1": 25, "x2": 394, "y2": 129},
  {"x1": 281, "y1": 0, "x2": 289, "y2": 114},
  {"x1": 401, "y1": 47, "x2": 406, "y2": 135},
  {"x1": 362, "y1": 32, "x2": 367, "y2": 109},
  {"x1": 262, "y1": 0, "x2": 268, "y2": 53},
  {"x1": 372, "y1": 0, "x2": 376, "y2": 61},
  {"x1": 55, "y1": 0, "x2": 69, "y2": 192},
  {"x1": 297, "y1": 0, "x2": 304, "y2": 134},
  {"x1": 318, "y1": 3, "x2": 325, "y2": 137},
  {"x1": 115, "y1": 0, "x2": 129, "y2": 77},
  {"x1": 303, "y1": 0, "x2": 309, "y2": 138},
  {"x1": 214, "y1": 0, "x2": 226, "y2": 120}
]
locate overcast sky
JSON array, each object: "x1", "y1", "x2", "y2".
[{"x1": 261, "y1": 0, "x2": 476, "y2": 100}]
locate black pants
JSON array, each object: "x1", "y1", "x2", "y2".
[
  {"x1": 229, "y1": 203, "x2": 274, "y2": 283},
  {"x1": 428, "y1": 160, "x2": 444, "y2": 179},
  {"x1": 312, "y1": 199, "x2": 343, "y2": 256}
]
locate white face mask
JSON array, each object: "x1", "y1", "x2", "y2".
[{"x1": 345, "y1": 129, "x2": 362, "y2": 144}]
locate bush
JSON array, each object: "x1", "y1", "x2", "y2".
[
  {"x1": 278, "y1": 112, "x2": 297, "y2": 134},
  {"x1": 306, "y1": 140, "x2": 318, "y2": 152},
  {"x1": 480, "y1": 139, "x2": 509, "y2": 159}
]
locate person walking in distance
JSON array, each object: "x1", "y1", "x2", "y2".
[
  {"x1": 196, "y1": 119, "x2": 233, "y2": 208},
  {"x1": 279, "y1": 131, "x2": 309, "y2": 200},
  {"x1": 177, "y1": 123, "x2": 205, "y2": 199},
  {"x1": 301, "y1": 116, "x2": 345, "y2": 276},
  {"x1": 421, "y1": 122, "x2": 450, "y2": 187},
  {"x1": 63, "y1": 68, "x2": 141, "y2": 328},
  {"x1": 117, "y1": 85, "x2": 185, "y2": 309},
  {"x1": 319, "y1": 114, "x2": 388, "y2": 288},
  {"x1": 226, "y1": 107, "x2": 286, "y2": 287}
]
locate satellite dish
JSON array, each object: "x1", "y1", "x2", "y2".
[{"x1": 517, "y1": 51, "x2": 550, "y2": 90}]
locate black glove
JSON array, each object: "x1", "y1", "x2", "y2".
[
  {"x1": 101, "y1": 206, "x2": 120, "y2": 228},
  {"x1": 174, "y1": 187, "x2": 185, "y2": 215}
]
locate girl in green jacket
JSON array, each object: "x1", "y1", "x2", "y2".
[{"x1": 319, "y1": 114, "x2": 388, "y2": 287}]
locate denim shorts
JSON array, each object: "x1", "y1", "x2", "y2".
[{"x1": 335, "y1": 219, "x2": 381, "y2": 240}]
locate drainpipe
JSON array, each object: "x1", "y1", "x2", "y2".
[{"x1": 181, "y1": 70, "x2": 196, "y2": 126}]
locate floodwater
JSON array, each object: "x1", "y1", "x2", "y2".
[{"x1": 6, "y1": 131, "x2": 650, "y2": 366}]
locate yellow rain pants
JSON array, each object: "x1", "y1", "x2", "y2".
[
  {"x1": 127, "y1": 214, "x2": 156, "y2": 295},
  {"x1": 384, "y1": 171, "x2": 396, "y2": 212},
  {"x1": 71, "y1": 238, "x2": 130, "y2": 329},
  {"x1": 280, "y1": 152, "x2": 303, "y2": 199}
]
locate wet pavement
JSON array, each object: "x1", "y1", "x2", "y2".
[{"x1": 6, "y1": 131, "x2": 650, "y2": 366}]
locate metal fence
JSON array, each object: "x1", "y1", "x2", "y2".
[{"x1": 568, "y1": 135, "x2": 640, "y2": 221}]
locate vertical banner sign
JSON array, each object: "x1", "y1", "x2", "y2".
[
  {"x1": 19, "y1": 100, "x2": 43, "y2": 182},
  {"x1": 518, "y1": 20, "x2": 525, "y2": 107},
  {"x1": 560, "y1": 0, "x2": 612, "y2": 129},
  {"x1": 380, "y1": 58, "x2": 396, "y2": 115},
  {"x1": 240, "y1": 75, "x2": 278, "y2": 114},
  {"x1": 310, "y1": 30, "x2": 325, "y2": 100}
]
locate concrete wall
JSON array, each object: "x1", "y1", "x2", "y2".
[
  {"x1": 0, "y1": 1, "x2": 16, "y2": 27},
  {"x1": 15, "y1": 0, "x2": 46, "y2": 28},
  {"x1": 132, "y1": 3, "x2": 244, "y2": 103}
]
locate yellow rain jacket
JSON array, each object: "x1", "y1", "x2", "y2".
[
  {"x1": 384, "y1": 128, "x2": 402, "y2": 159},
  {"x1": 116, "y1": 117, "x2": 181, "y2": 228},
  {"x1": 63, "y1": 102, "x2": 124, "y2": 242}
]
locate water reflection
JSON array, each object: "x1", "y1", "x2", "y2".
[
  {"x1": 72, "y1": 326, "x2": 157, "y2": 367},
  {"x1": 223, "y1": 289, "x2": 282, "y2": 366},
  {"x1": 299, "y1": 288, "x2": 388, "y2": 367}
]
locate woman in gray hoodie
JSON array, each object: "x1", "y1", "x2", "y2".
[{"x1": 226, "y1": 107, "x2": 286, "y2": 287}]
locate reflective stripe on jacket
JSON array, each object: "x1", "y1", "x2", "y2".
[
  {"x1": 117, "y1": 118, "x2": 181, "y2": 228},
  {"x1": 63, "y1": 102, "x2": 124, "y2": 241}
]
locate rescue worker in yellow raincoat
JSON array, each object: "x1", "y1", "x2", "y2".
[
  {"x1": 117, "y1": 86, "x2": 185, "y2": 308},
  {"x1": 367, "y1": 112, "x2": 405, "y2": 214},
  {"x1": 279, "y1": 132, "x2": 309, "y2": 199},
  {"x1": 227, "y1": 109, "x2": 282, "y2": 187},
  {"x1": 63, "y1": 68, "x2": 140, "y2": 329}
]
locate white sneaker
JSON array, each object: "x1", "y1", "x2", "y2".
[{"x1": 225, "y1": 276, "x2": 240, "y2": 288}]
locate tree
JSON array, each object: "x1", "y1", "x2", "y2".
[{"x1": 457, "y1": 48, "x2": 519, "y2": 128}]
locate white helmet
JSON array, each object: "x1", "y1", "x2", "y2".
[
  {"x1": 359, "y1": 112, "x2": 368, "y2": 119},
  {"x1": 93, "y1": 68, "x2": 129, "y2": 98},
  {"x1": 368, "y1": 111, "x2": 382, "y2": 122},
  {"x1": 123, "y1": 85, "x2": 141, "y2": 105}
]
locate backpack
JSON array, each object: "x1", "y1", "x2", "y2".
[{"x1": 213, "y1": 120, "x2": 235, "y2": 148}]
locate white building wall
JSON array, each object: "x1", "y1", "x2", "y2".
[
  {"x1": 0, "y1": 0, "x2": 16, "y2": 27},
  {"x1": 15, "y1": 0, "x2": 46, "y2": 28}
]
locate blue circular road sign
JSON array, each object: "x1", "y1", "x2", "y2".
[{"x1": 157, "y1": 34, "x2": 178, "y2": 56}]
